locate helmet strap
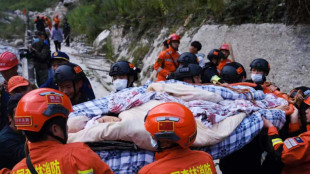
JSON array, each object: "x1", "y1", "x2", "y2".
[
  {"x1": 73, "y1": 80, "x2": 77, "y2": 98},
  {"x1": 126, "y1": 76, "x2": 130, "y2": 88},
  {"x1": 169, "y1": 43, "x2": 179, "y2": 51},
  {"x1": 127, "y1": 75, "x2": 134, "y2": 87},
  {"x1": 191, "y1": 76, "x2": 195, "y2": 84},
  {"x1": 72, "y1": 80, "x2": 82, "y2": 103}
]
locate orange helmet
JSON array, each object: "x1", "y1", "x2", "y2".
[
  {"x1": 15, "y1": 88, "x2": 73, "y2": 132},
  {"x1": 144, "y1": 102, "x2": 197, "y2": 148},
  {"x1": 167, "y1": 33, "x2": 181, "y2": 44},
  {"x1": 220, "y1": 44, "x2": 230, "y2": 51},
  {"x1": 8, "y1": 75, "x2": 29, "y2": 93},
  {"x1": 305, "y1": 95, "x2": 310, "y2": 106},
  {"x1": 0, "y1": 51, "x2": 19, "y2": 71}
]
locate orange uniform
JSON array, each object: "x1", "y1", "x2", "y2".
[
  {"x1": 217, "y1": 59, "x2": 232, "y2": 74},
  {"x1": 0, "y1": 168, "x2": 10, "y2": 174},
  {"x1": 154, "y1": 47, "x2": 180, "y2": 82},
  {"x1": 139, "y1": 147, "x2": 217, "y2": 174},
  {"x1": 53, "y1": 17, "x2": 60, "y2": 28},
  {"x1": 45, "y1": 18, "x2": 52, "y2": 30},
  {"x1": 268, "y1": 125, "x2": 310, "y2": 174},
  {"x1": 11, "y1": 140, "x2": 113, "y2": 174}
]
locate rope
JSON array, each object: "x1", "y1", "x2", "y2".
[{"x1": 211, "y1": 81, "x2": 257, "y2": 104}]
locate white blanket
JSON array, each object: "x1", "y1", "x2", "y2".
[{"x1": 68, "y1": 100, "x2": 245, "y2": 150}]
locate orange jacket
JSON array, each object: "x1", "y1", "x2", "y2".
[
  {"x1": 268, "y1": 125, "x2": 310, "y2": 174},
  {"x1": 154, "y1": 47, "x2": 180, "y2": 82},
  {"x1": 53, "y1": 17, "x2": 60, "y2": 27},
  {"x1": 139, "y1": 147, "x2": 217, "y2": 174},
  {"x1": 0, "y1": 168, "x2": 10, "y2": 174},
  {"x1": 45, "y1": 18, "x2": 52, "y2": 30},
  {"x1": 11, "y1": 140, "x2": 113, "y2": 174},
  {"x1": 217, "y1": 59, "x2": 232, "y2": 74}
]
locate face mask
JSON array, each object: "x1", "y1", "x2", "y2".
[
  {"x1": 113, "y1": 79, "x2": 128, "y2": 91},
  {"x1": 251, "y1": 74, "x2": 263, "y2": 83},
  {"x1": 33, "y1": 38, "x2": 40, "y2": 43}
]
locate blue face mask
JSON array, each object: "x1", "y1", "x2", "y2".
[{"x1": 33, "y1": 38, "x2": 40, "y2": 43}]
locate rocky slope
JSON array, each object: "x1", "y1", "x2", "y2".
[{"x1": 96, "y1": 23, "x2": 310, "y2": 92}]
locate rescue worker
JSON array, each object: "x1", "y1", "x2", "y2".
[
  {"x1": 261, "y1": 87, "x2": 310, "y2": 174},
  {"x1": 219, "y1": 63, "x2": 267, "y2": 174},
  {"x1": 9, "y1": 88, "x2": 113, "y2": 173},
  {"x1": 63, "y1": 17, "x2": 71, "y2": 46},
  {"x1": 54, "y1": 63, "x2": 95, "y2": 105},
  {"x1": 167, "y1": 64, "x2": 202, "y2": 84},
  {"x1": 263, "y1": 95, "x2": 310, "y2": 174},
  {"x1": 249, "y1": 58, "x2": 270, "y2": 84},
  {"x1": 247, "y1": 58, "x2": 281, "y2": 93},
  {"x1": 40, "y1": 51, "x2": 70, "y2": 89},
  {"x1": 109, "y1": 61, "x2": 141, "y2": 92},
  {"x1": 139, "y1": 102, "x2": 217, "y2": 174},
  {"x1": 177, "y1": 52, "x2": 199, "y2": 67},
  {"x1": 220, "y1": 62, "x2": 246, "y2": 83},
  {"x1": 0, "y1": 93, "x2": 25, "y2": 170},
  {"x1": 217, "y1": 43, "x2": 232, "y2": 73},
  {"x1": 189, "y1": 41, "x2": 205, "y2": 67},
  {"x1": 154, "y1": 33, "x2": 180, "y2": 81},
  {"x1": 0, "y1": 51, "x2": 19, "y2": 88},
  {"x1": 0, "y1": 51, "x2": 19, "y2": 126},
  {"x1": 201, "y1": 49, "x2": 225, "y2": 84},
  {"x1": 29, "y1": 31, "x2": 51, "y2": 87},
  {"x1": 53, "y1": 14, "x2": 60, "y2": 28},
  {"x1": 43, "y1": 16, "x2": 52, "y2": 31},
  {"x1": 289, "y1": 86, "x2": 310, "y2": 132},
  {"x1": 8, "y1": 76, "x2": 35, "y2": 95},
  {"x1": 162, "y1": 40, "x2": 169, "y2": 51},
  {"x1": 34, "y1": 15, "x2": 45, "y2": 32}
]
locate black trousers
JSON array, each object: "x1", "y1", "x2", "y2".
[
  {"x1": 54, "y1": 40, "x2": 61, "y2": 52},
  {"x1": 64, "y1": 33, "x2": 70, "y2": 46}
]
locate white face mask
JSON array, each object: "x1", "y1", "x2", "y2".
[
  {"x1": 251, "y1": 74, "x2": 263, "y2": 83},
  {"x1": 113, "y1": 79, "x2": 128, "y2": 91}
]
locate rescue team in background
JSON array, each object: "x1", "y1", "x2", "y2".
[{"x1": 0, "y1": 31, "x2": 309, "y2": 174}]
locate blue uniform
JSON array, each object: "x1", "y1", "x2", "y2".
[{"x1": 0, "y1": 124, "x2": 25, "y2": 169}]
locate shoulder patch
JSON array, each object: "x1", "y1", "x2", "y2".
[
  {"x1": 284, "y1": 138, "x2": 298, "y2": 149},
  {"x1": 294, "y1": 137, "x2": 304, "y2": 143}
]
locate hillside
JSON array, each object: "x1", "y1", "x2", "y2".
[{"x1": 0, "y1": 0, "x2": 310, "y2": 92}]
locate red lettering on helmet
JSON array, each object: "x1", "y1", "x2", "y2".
[
  {"x1": 15, "y1": 116, "x2": 32, "y2": 126},
  {"x1": 46, "y1": 94, "x2": 63, "y2": 104}
]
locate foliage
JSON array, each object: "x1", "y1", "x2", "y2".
[
  {"x1": 67, "y1": 0, "x2": 310, "y2": 42},
  {"x1": 132, "y1": 45, "x2": 151, "y2": 67},
  {"x1": 221, "y1": 0, "x2": 286, "y2": 24},
  {"x1": 104, "y1": 36, "x2": 115, "y2": 62},
  {"x1": 0, "y1": 17, "x2": 25, "y2": 40},
  {"x1": 67, "y1": 0, "x2": 222, "y2": 41},
  {"x1": 0, "y1": 0, "x2": 57, "y2": 12}
]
